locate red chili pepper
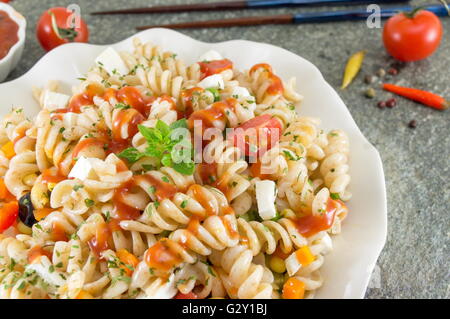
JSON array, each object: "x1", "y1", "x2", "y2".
[{"x1": 382, "y1": 83, "x2": 448, "y2": 111}]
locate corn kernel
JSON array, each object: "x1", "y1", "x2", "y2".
[
  {"x1": 47, "y1": 183, "x2": 57, "y2": 191},
  {"x1": 23, "y1": 173, "x2": 37, "y2": 186},
  {"x1": 17, "y1": 221, "x2": 32, "y2": 235},
  {"x1": 269, "y1": 256, "x2": 286, "y2": 274}
]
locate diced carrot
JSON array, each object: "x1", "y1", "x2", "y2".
[
  {"x1": 295, "y1": 246, "x2": 315, "y2": 266},
  {"x1": 75, "y1": 290, "x2": 95, "y2": 299},
  {"x1": 282, "y1": 277, "x2": 305, "y2": 299},
  {"x1": 116, "y1": 248, "x2": 139, "y2": 276},
  {"x1": 1, "y1": 141, "x2": 15, "y2": 159},
  {"x1": 34, "y1": 208, "x2": 55, "y2": 221},
  {"x1": 0, "y1": 178, "x2": 15, "y2": 201}
]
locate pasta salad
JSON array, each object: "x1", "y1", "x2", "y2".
[{"x1": 0, "y1": 38, "x2": 351, "y2": 299}]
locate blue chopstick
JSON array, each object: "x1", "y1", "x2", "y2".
[
  {"x1": 248, "y1": 0, "x2": 409, "y2": 8},
  {"x1": 293, "y1": 4, "x2": 449, "y2": 23}
]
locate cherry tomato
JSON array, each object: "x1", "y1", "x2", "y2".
[
  {"x1": 228, "y1": 114, "x2": 282, "y2": 158},
  {"x1": 174, "y1": 292, "x2": 198, "y2": 299},
  {"x1": 383, "y1": 9, "x2": 443, "y2": 62},
  {"x1": 36, "y1": 7, "x2": 89, "y2": 51},
  {"x1": 0, "y1": 201, "x2": 19, "y2": 233}
]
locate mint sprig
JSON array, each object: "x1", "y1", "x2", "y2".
[{"x1": 118, "y1": 119, "x2": 194, "y2": 175}]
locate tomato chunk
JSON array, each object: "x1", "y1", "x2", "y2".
[
  {"x1": 228, "y1": 114, "x2": 282, "y2": 158},
  {"x1": 0, "y1": 201, "x2": 19, "y2": 233},
  {"x1": 198, "y1": 59, "x2": 233, "y2": 79},
  {"x1": 174, "y1": 292, "x2": 198, "y2": 299}
]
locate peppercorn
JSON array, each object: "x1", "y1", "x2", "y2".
[
  {"x1": 364, "y1": 75, "x2": 376, "y2": 84},
  {"x1": 365, "y1": 88, "x2": 376, "y2": 98},
  {"x1": 386, "y1": 98, "x2": 397, "y2": 108},
  {"x1": 377, "y1": 101, "x2": 386, "y2": 109},
  {"x1": 388, "y1": 68, "x2": 398, "y2": 75},
  {"x1": 376, "y1": 68, "x2": 386, "y2": 77},
  {"x1": 408, "y1": 120, "x2": 417, "y2": 128}
]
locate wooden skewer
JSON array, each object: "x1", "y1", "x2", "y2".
[
  {"x1": 135, "y1": 4, "x2": 449, "y2": 30},
  {"x1": 92, "y1": 1, "x2": 248, "y2": 15},
  {"x1": 136, "y1": 14, "x2": 294, "y2": 30},
  {"x1": 92, "y1": 0, "x2": 410, "y2": 15}
]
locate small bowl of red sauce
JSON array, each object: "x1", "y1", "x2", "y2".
[{"x1": 0, "y1": 3, "x2": 26, "y2": 82}]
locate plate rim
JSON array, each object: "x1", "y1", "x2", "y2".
[{"x1": 1, "y1": 28, "x2": 387, "y2": 299}]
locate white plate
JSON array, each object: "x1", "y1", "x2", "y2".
[{"x1": 0, "y1": 28, "x2": 387, "y2": 299}]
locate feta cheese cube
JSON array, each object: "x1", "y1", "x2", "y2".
[
  {"x1": 198, "y1": 74, "x2": 225, "y2": 90},
  {"x1": 42, "y1": 90, "x2": 70, "y2": 111},
  {"x1": 95, "y1": 47, "x2": 129, "y2": 76},
  {"x1": 255, "y1": 180, "x2": 278, "y2": 220},
  {"x1": 198, "y1": 50, "x2": 223, "y2": 62},
  {"x1": 285, "y1": 252, "x2": 302, "y2": 277},
  {"x1": 231, "y1": 86, "x2": 252, "y2": 100},
  {"x1": 68, "y1": 156, "x2": 96, "y2": 181}
]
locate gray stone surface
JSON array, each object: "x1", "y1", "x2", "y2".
[{"x1": 4, "y1": 0, "x2": 449, "y2": 298}]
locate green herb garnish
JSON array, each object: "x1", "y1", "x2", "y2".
[{"x1": 118, "y1": 120, "x2": 194, "y2": 175}]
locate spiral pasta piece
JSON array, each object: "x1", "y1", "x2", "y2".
[
  {"x1": 196, "y1": 136, "x2": 250, "y2": 202},
  {"x1": 320, "y1": 129, "x2": 351, "y2": 201},
  {"x1": 209, "y1": 245, "x2": 273, "y2": 299},
  {"x1": 120, "y1": 184, "x2": 228, "y2": 236}
]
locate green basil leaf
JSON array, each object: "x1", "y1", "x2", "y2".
[
  {"x1": 118, "y1": 147, "x2": 145, "y2": 163},
  {"x1": 156, "y1": 120, "x2": 171, "y2": 137},
  {"x1": 172, "y1": 161, "x2": 195, "y2": 175},
  {"x1": 138, "y1": 125, "x2": 162, "y2": 142},
  {"x1": 161, "y1": 153, "x2": 173, "y2": 167},
  {"x1": 169, "y1": 119, "x2": 187, "y2": 130}
]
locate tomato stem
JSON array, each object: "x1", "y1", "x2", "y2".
[
  {"x1": 403, "y1": 6, "x2": 424, "y2": 19},
  {"x1": 49, "y1": 11, "x2": 78, "y2": 42}
]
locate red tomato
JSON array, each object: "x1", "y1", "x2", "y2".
[
  {"x1": 228, "y1": 114, "x2": 282, "y2": 158},
  {"x1": 36, "y1": 7, "x2": 89, "y2": 51},
  {"x1": 174, "y1": 292, "x2": 198, "y2": 299},
  {"x1": 0, "y1": 201, "x2": 19, "y2": 233},
  {"x1": 383, "y1": 9, "x2": 443, "y2": 62}
]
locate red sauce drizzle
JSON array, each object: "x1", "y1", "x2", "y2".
[
  {"x1": 112, "y1": 179, "x2": 143, "y2": 221},
  {"x1": 67, "y1": 83, "x2": 104, "y2": 113},
  {"x1": 198, "y1": 59, "x2": 233, "y2": 79},
  {"x1": 249, "y1": 63, "x2": 284, "y2": 95},
  {"x1": 181, "y1": 87, "x2": 204, "y2": 117},
  {"x1": 27, "y1": 245, "x2": 52, "y2": 264},
  {"x1": 88, "y1": 222, "x2": 110, "y2": 258},
  {"x1": 188, "y1": 184, "x2": 216, "y2": 217},
  {"x1": 0, "y1": 11, "x2": 19, "y2": 60},
  {"x1": 188, "y1": 98, "x2": 236, "y2": 133},
  {"x1": 134, "y1": 174, "x2": 177, "y2": 202},
  {"x1": 41, "y1": 168, "x2": 66, "y2": 184},
  {"x1": 72, "y1": 137, "x2": 107, "y2": 160},
  {"x1": 116, "y1": 86, "x2": 154, "y2": 118},
  {"x1": 52, "y1": 222, "x2": 68, "y2": 242},
  {"x1": 196, "y1": 162, "x2": 218, "y2": 185},
  {"x1": 292, "y1": 198, "x2": 340, "y2": 237},
  {"x1": 249, "y1": 160, "x2": 273, "y2": 180},
  {"x1": 145, "y1": 239, "x2": 183, "y2": 272},
  {"x1": 112, "y1": 108, "x2": 145, "y2": 141}
]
